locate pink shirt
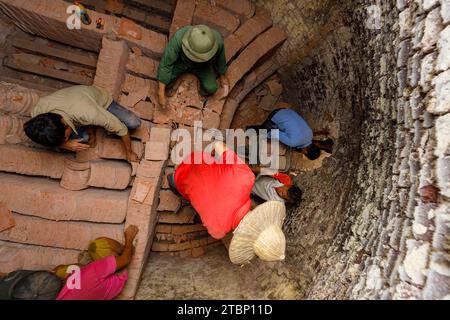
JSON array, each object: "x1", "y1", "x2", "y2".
[{"x1": 57, "y1": 256, "x2": 128, "y2": 300}]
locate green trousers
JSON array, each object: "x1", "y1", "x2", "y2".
[{"x1": 168, "y1": 61, "x2": 219, "y2": 96}]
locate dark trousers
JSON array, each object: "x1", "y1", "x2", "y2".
[{"x1": 70, "y1": 101, "x2": 141, "y2": 142}]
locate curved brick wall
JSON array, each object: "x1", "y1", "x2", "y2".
[{"x1": 256, "y1": 0, "x2": 450, "y2": 299}]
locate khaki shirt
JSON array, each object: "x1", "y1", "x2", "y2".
[{"x1": 32, "y1": 85, "x2": 128, "y2": 136}]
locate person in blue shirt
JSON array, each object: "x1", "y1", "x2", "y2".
[{"x1": 247, "y1": 104, "x2": 325, "y2": 161}]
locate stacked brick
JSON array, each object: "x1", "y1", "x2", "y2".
[
  {"x1": 119, "y1": 126, "x2": 171, "y2": 299},
  {"x1": 266, "y1": 0, "x2": 450, "y2": 300},
  {"x1": 0, "y1": 0, "x2": 167, "y2": 58},
  {"x1": 0, "y1": 37, "x2": 167, "y2": 300},
  {"x1": 0, "y1": 0, "x2": 289, "y2": 300}
]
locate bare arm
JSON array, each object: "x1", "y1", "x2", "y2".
[
  {"x1": 60, "y1": 139, "x2": 90, "y2": 152},
  {"x1": 121, "y1": 133, "x2": 138, "y2": 163},
  {"x1": 158, "y1": 81, "x2": 167, "y2": 108},
  {"x1": 115, "y1": 225, "x2": 139, "y2": 271}
]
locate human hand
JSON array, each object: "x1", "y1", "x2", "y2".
[
  {"x1": 62, "y1": 139, "x2": 90, "y2": 152},
  {"x1": 158, "y1": 91, "x2": 167, "y2": 109},
  {"x1": 219, "y1": 75, "x2": 229, "y2": 90},
  {"x1": 127, "y1": 150, "x2": 139, "y2": 163},
  {"x1": 125, "y1": 225, "x2": 139, "y2": 241}
]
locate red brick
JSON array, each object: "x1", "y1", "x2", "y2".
[
  {"x1": 145, "y1": 141, "x2": 170, "y2": 161},
  {"x1": 156, "y1": 224, "x2": 206, "y2": 234},
  {"x1": 0, "y1": 202, "x2": 15, "y2": 232},
  {"x1": 0, "y1": 241, "x2": 80, "y2": 274},
  {"x1": 136, "y1": 160, "x2": 165, "y2": 179},
  {"x1": 0, "y1": 213, "x2": 124, "y2": 250},
  {"x1": 116, "y1": 18, "x2": 167, "y2": 59},
  {"x1": 118, "y1": 18, "x2": 142, "y2": 40},
  {"x1": 131, "y1": 178, "x2": 157, "y2": 204},
  {"x1": 225, "y1": 8, "x2": 272, "y2": 63},
  {"x1": 153, "y1": 104, "x2": 202, "y2": 126},
  {"x1": 193, "y1": 2, "x2": 240, "y2": 37},
  {"x1": 0, "y1": 0, "x2": 118, "y2": 52},
  {"x1": 130, "y1": 120, "x2": 151, "y2": 142},
  {"x1": 227, "y1": 27, "x2": 286, "y2": 90},
  {"x1": 220, "y1": 59, "x2": 278, "y2": 129},
  {"x1": 126, "y1": 53, "x2": 158, "y2": 79},
  {"x1": 60, "y1": 166, "x2": 90, "y2": 191},
  {"x1": 122, "y1": 74, "x2": 150, "y2": 93},
  {"x1": 98, "y1": 135, "x2": 144, "y2": 160},
  {"x1": 121, "y1": 195, "x2": 160, "y2": 298},
  {"x1": 87, "y1": 160, "x2": 132, "y2": 190},
  {"x1": 157, "y1": 190, "x2": 181, "y2": 212},
  {"x1": 158, "y1": 205, "x2": 197, "y2": 224},
  {"x1": 224, "y1": 34, "x2": 243, "y2": 63},
  {"x1": 168, "y1": 74, "x2": 204, "y2": 109},
  {"x1": 235, "y1": 8, "x2": 272, "y2": 46},
  {"x1": 0, "y1": 173, "x2": 129, "y2": 223},
  {"x1": 0, "y1": 114, "x2": 32, "y2": 145},
  {"x1": 76, "y1": 147, "x2": 100, "y2": 162},
  {"x1": 134, "y1": 101, "x2": 155, "y2": 121},
  {"x1": 202, "y1": 109, "x2": 221, "y2": 129},
  {"x1": 94, "y1": 38, "x2": 129, "y2": 100},
  {"x1": 0, "y1": 144, "x2": 68, "y2": 179},
  {"x1": 216, "y1": 0, "x2": 255, "y2": 18},
  {"x1": 0, "y1": 81, "x2": 42, "y2": 117},
  {"x1": 170, "y1": 0, "x2": 196, "y2": 38},
  {"x1": 152, "y1": 235, "x2": 217, "y2": 252}
]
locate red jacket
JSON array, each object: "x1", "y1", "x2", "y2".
[{"x1": 174, "y1": 151, "x2": 255, "y2": 239}]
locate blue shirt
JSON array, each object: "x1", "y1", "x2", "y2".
[{"x1": 267, "y1": 109, "x2": 313, "y2": 148}]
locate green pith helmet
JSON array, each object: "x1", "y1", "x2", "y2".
[{"x1": 182, "y1": 25, "x2": 219, "y2": 63}]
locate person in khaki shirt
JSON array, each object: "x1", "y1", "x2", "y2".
[{"x1": 24, "y1": 85, "x2": 141, "y2": 162}]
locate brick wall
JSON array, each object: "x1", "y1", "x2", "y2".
[{"x1": 256, "y1": 0, "x2": 449, "y2": 299}]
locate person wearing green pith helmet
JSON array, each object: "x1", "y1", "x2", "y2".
[{"x1": 157, "y1": 25, "x2": 228, "y2": 107}]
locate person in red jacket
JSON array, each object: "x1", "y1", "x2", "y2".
[
  {"x1": 169, "y1": 142, "x2": 254, "y2": 239},
  {"x1": 168, "y1": 142, "x2": 287, "y2": 264}
]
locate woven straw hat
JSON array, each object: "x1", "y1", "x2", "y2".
[
  {"x1": 229, "y1": 201, "x2": 286, "y2": 265},
  {"x1": 182, "y1": 25, "x2": 218, "y2": 63}
]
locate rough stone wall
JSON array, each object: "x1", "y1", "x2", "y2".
[{"x1": 256, "y1": 0, "x2": 449, "y2": 299}]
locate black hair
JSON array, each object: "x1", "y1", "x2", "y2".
[
  {"x1": 287, "y1": 185, "x2": 303, "y2": 204},
  {"x1": 23, "y1": 113, "x2": 66, "y2": 147},
  {"x1": 306, "y1": 144, "x2": 321, "y2": 160}
]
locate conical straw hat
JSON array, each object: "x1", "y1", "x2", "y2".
[{"x1": 229, "y1": 201, "x2": 286, "y2": 265}]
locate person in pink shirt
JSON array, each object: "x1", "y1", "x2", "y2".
[{"x1": 54, "y1": 225, "x2": 138, "y2": 300}]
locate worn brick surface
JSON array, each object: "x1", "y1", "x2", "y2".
[
  {"x1": 0, "y1": 213, "x2": 124, "y2": 250},
  {"x1": 158, "y1": 205, "x2": 197, "y2": 224},
  {"x1": 193, "y1": 1, "x2": 240, "y2": 37},
  {"x1": 0, "y1": 240, "x2": 80, "y2": 273},
  {"x1": 0, "y1": 144, "x2": 68, "y2": 179},
  {"x1": 87, "y1": 160, "x2": 132, "y2": 190},
  {"x1": 227, "y1": 27, "x2": 286, "y2": 90},
  {"x1": 0, "y1": 81, "x2": 42, "y2": 116},
  {"x1": 157, "y1": 190, "x2": 181, "y2": 212},
  {"x1": 216, "y1": 0, "x2": 255, "y2": 19},
  {"x1": 169, "y1": 0, "x2": 196, "y2": 37},
  {"x1": 0, "y1": 201, "x2": 15, "y2": 232},
  {"x1": 126, "y1": 53, "x2": 158, "y2": 79},
  {"x1": 0, "y1": 173, "x2": 129, "y2": 223},
  {"x1": 94, "y1": 38, "x2": 129, "y2": 100},
  {"x1": 225, "y1": 8, "x2": 272, "y2": 63}
]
